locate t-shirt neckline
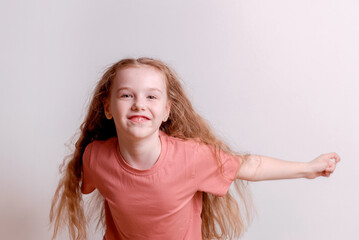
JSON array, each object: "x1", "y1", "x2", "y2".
[{"x1": 114, "y1": 131, "x2": 168, "y2": 176}]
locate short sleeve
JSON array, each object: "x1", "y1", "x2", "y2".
[
  {"x1": 81, "y1": 143, "x2": 96, "y2": 194},
  {"x1": 194, "y1": 143, "x2": 240, "y2": 197}
]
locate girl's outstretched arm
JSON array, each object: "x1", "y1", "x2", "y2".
[{"x1": 236, "y1": 152, "x2": 340, "y2": 181}]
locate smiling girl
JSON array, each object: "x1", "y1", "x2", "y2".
[{"x1": 50, "y1": 57, "x2": 340, "y2": 240}]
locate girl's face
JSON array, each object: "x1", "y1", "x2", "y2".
[{"x1": 104, "y1": 66, "x2": 171, "y2": 141}]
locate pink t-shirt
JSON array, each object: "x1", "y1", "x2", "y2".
[{"x1": 81, "y1": 131, "x2": 240, "y2": 240}]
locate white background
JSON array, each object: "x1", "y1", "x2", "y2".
[{"x1": 1, "y1": 0, "x2": 358, "y2": 239}]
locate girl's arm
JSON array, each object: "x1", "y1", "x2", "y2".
[{"x1": 236, "y1": 152, "x2": 340, "y2": 181}]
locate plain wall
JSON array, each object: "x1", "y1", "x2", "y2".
[{"x1": 0, "y1": 0, "x2": 358, "y2": 239}]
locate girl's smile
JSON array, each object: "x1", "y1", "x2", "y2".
[{"x1": 128, "y1": 115, "x2": 150, "y2": 123}]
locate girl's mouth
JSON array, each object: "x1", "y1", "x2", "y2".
[{"x1": 129, "y1": 115, "x2": 150, "y2": 122}]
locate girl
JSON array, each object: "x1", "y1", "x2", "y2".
[{"x1": 50, "y1": 57, "x2": 340, "y2": 240}]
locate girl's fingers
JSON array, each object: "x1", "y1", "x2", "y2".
[
  {"x1": 327, "y1": 160, "x2": 338, "y2": 172},
  {"x1": 326, "y1": 152, "x2": 341, "y2": 163},
  {"x1": 325, "y1": 165, "x2": 335, "y2": 173}
]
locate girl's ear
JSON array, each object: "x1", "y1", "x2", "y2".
[
  {"x1": 163, "y1": 100, "x2": 172, "y2": 122},
  {"x1": 103, "y1": 99, "x2": 113, "y2": 120}
]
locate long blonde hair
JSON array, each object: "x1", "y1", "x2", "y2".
[{"x1": 50, "y1": 57, "x2": 253, "y2": 239}]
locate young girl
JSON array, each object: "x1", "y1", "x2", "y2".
[{"x1": 50, "y1": 57, "x2": 340, "y2": 240}]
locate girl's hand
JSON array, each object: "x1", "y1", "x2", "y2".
[{"x1": 307, "y1": 152, "x2": 341, "y2": 179}]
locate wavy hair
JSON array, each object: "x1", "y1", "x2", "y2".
[{"x1": 50, "y1": 57, "x2": 253, "y2": 239}]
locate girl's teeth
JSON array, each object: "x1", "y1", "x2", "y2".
[{"x1": 133, "y1": 116, "x2": 146, "y2": 121}]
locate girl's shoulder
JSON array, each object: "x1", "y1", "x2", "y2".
[
  {"x1": 161, "y1": 131, "x2": 208, "y2": 152},
  {"x1": 84, "y1": 137, "x2": 117, "y2": 155}
]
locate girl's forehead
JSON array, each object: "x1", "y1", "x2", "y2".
[{"x1": 113, "y1": 66, "x2": 167, "y2": 90}]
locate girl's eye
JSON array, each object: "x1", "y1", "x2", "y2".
[
  {"x1": 121, "y1": 94, "x2": 132, "y2": 98},
  {"x1": 148, "y1": 95, "x2": 156, "y2": 100}
]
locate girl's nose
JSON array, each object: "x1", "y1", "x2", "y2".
[{"x1": 131, "y1": 98, "x2": 146, "y2": 111}]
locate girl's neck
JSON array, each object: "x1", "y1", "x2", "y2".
[{"x1": 117, "y1": 132, "x2": 162, "y2": 170}]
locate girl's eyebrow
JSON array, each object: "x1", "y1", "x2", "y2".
[
  {"x1": 148, "y1": 88, "x2": 163, "y2": 93},
  {"x1": 116, "y1": 87, "x2": 132, "y2": 92}
]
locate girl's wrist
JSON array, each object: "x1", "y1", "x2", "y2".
[{"x1": 303, "y1": 161, "x2": 317, "y2": 179}]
